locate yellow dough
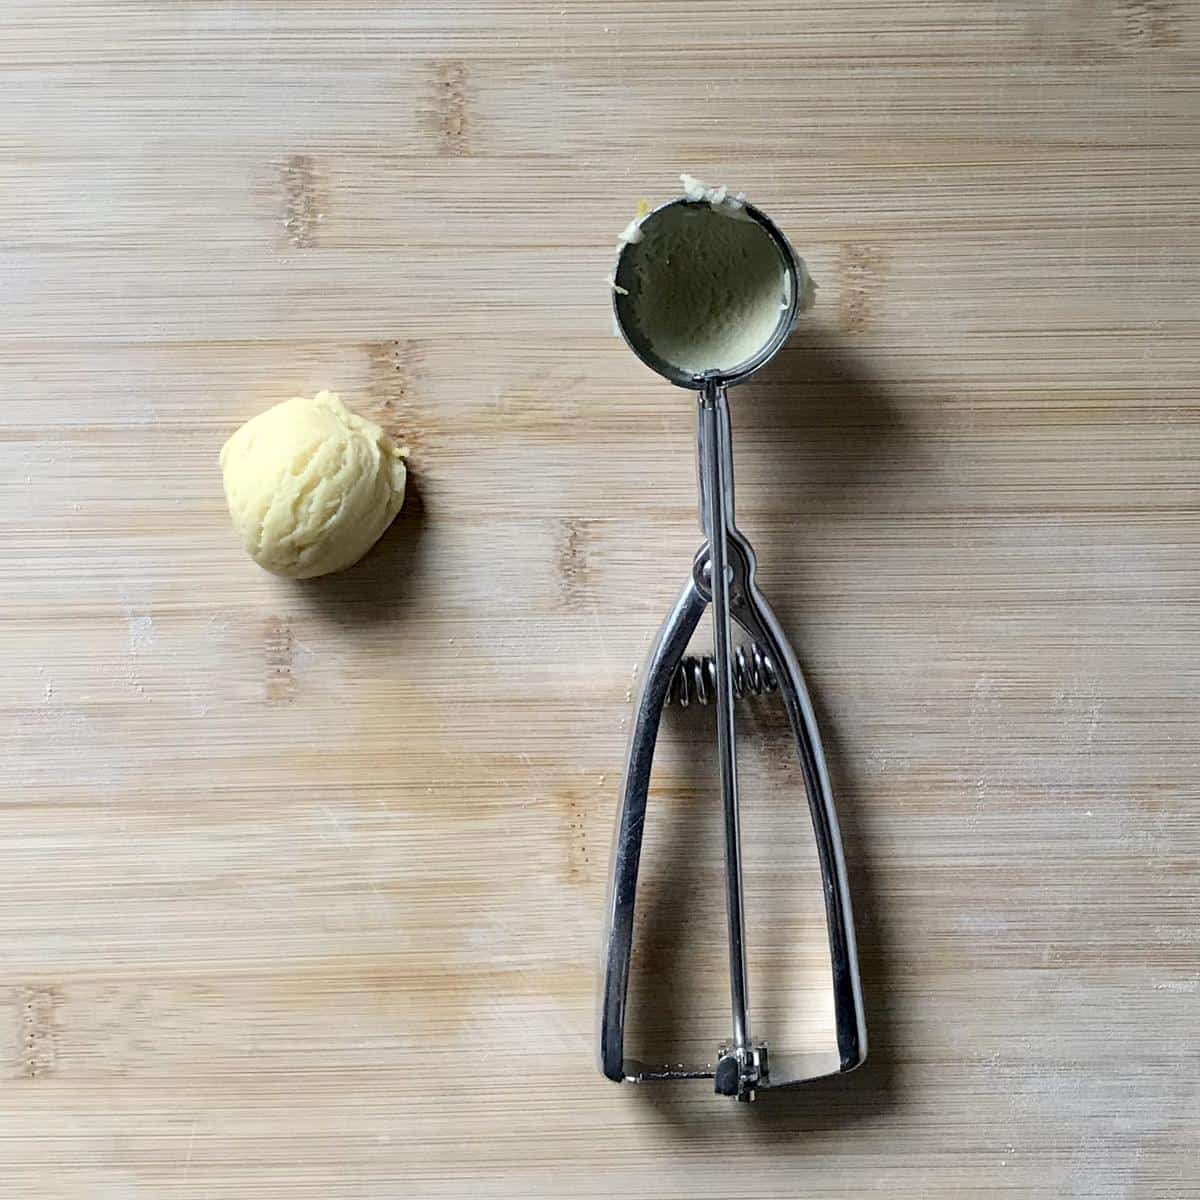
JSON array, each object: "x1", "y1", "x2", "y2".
[{"x1": 220, "y1": 391, "x2": 407, "y2": 579}]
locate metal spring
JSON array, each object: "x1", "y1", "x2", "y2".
[{"x1": 670, "y1": 643, "x2": 779, "y2": 707}]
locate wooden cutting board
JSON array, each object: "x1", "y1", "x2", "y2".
[{"x1": 2, "y1": 3, "x2": 1198, "y2": 1196}]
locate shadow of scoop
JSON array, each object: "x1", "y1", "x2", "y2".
[
  {"x1": 734, "y1": 337, "x2": 912, "y2": 528},
  {"x1": 620, "y1": 335, "x2": 915, "y2": 1129},
  {"x1": 741, "y1": 337, "x2": 912, "y2": 1123}
]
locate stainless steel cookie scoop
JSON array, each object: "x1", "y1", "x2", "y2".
[{"x1": 599, "y1": 187, "x2": 867, "y2": 1101}]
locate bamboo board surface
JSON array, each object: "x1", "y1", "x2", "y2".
[{"x1": 2, "y1": 2, "x2": 1199, "y2": 1197}]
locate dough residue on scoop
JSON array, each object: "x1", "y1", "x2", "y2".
[
  {"x1": 611, "y1": 176, "x2": 818, "y2": 367},
  {"x1": 625, "y1": 190, "x2": 792, "y2": 376},
  {"x1": 220, "y1": 391, "x2": 407, "y2": 579}
]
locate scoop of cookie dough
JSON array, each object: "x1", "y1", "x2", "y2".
[{"x1": 220, "y1": 391, "x2": 407, "y2": 579}]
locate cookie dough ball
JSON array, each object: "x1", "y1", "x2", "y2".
[{"x1": 220, "y1": 391, "x2": 407, "y2": 579}]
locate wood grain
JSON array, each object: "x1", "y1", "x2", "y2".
[{"x1": 1, "y1": 2, "x2": 1198, "y2": 1196}]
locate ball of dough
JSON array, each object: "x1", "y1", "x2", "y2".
[{"x1": 220, "y1": 391, "x2": 407, "y2": 579}]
